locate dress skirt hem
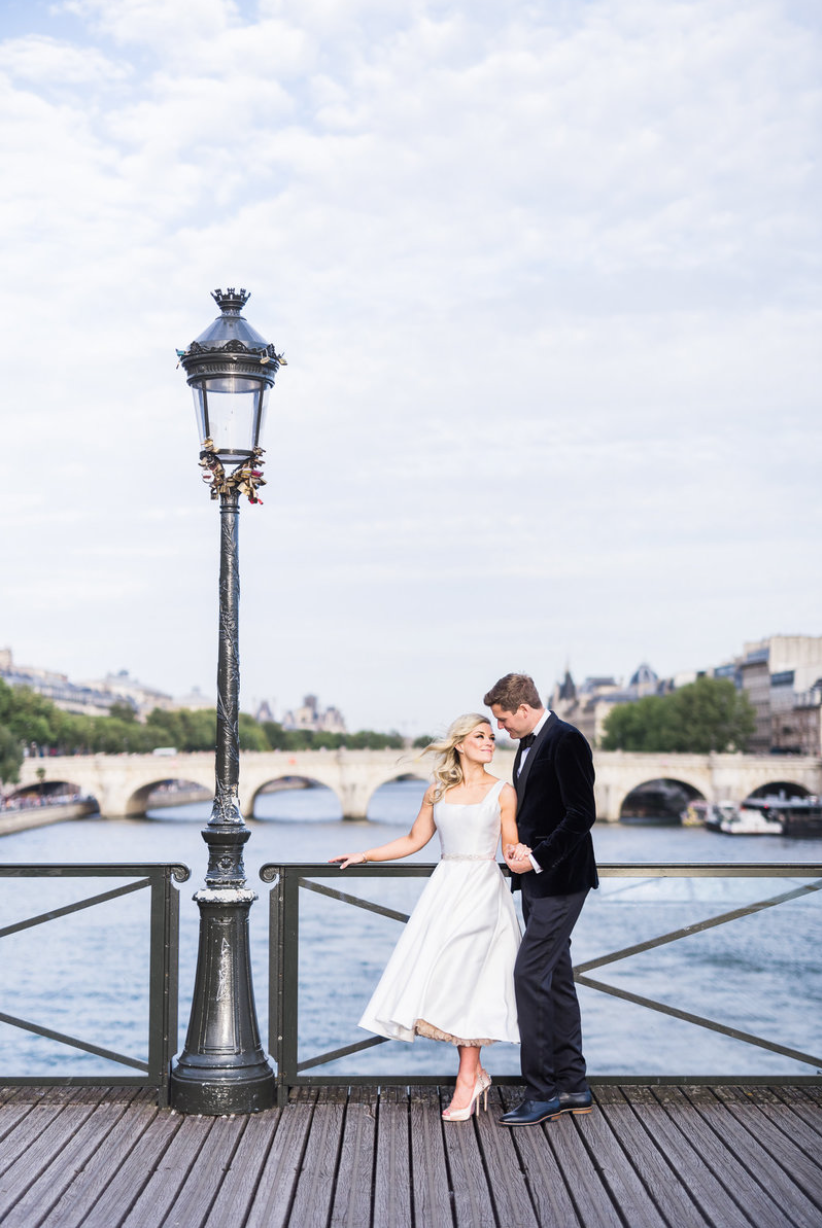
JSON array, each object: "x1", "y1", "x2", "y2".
[{"x1": 415, "y1": 1018, "x2": 499, "y2": 1047}]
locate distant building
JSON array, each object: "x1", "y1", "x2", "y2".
[
  {"x1": 170, "y1": 686, "x2": 215, "y2": 712},
  {"x1": 281, "y1": 694, "x2": 347, "y2": 734},
  {"x1": 80, "y1": 669, "x2": 175, "y2": 718},
  {"x1": 555, "y1": 670, "x2": 576, "y2": 705},
  {"x1": 551, "y1": 665, "x2": 662, "y2": 747},
  {"x1": 736, "y1": 635, "x2": 822, "y2": 755},
  {"x1": 553, "y1": 635, "x2": 822, "y2": 756},
  {"x1": 1, "y1": 648, "x2": 120, "y2": 718},
  {"x1": 0, "y1": 649, "x2": 187, "y2": 721},
  {"x1": 629, "y1": 663, "x2": 660, "y2": 697},
  {"x1": 771, "y1": 686, "x2": 822, "y2": 756},
  {"x1": 254, "y1": 699, "x2": 275, "y2": 724}
]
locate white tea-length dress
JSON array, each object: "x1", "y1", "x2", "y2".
[{"x1": 359, "y1": 778, "x2": 521, "y2": 1046}]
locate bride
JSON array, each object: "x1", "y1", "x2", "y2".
[{"x1": 330, "y1": 713, "x2": 521, "y2": 1121}]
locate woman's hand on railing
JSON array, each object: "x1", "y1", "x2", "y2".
[{"x1": 328, "y1": 852, "x2": 367, "y2": 870}]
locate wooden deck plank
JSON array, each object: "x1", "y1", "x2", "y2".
[
  {"x1": 373, "y1": 1086, "x2": 412, "y2": 1228},
  {"x1": 570, "y1": 1093, "x2": 670, "y2": 1228},
  {"x1": 679, "y1": 1087, "x2": 822, "y2": 1228},
  {"x1": 441, "y1": 1087, "x2": 495, "y2": 1228},
  {"x1": 120, "y1": 1115, "x2": 214, "y2": 1228},
  {"x1": 159, "y1": 1114, "x2": 248, "y2": 1228},
  {"x1": 0, "y1": 1089, "x2": 134, "y2": 1228},
  {"x1": 742, "y1": 1086, "x2": 822, "y2": 1158},
  {"x1": 0, "y1": 1090, "x2": 86, "y2": 1193},
  {"x1": 0, "y1": 1089, "x2": 106, "y2": 1215},
  {"x1": 711, "y1": 1088, "x2": 822, "y2": 1209},
  {"x1": 0, "y1": 1092, "x2": 41, "y2": 1153},
  {"x1": 592, "y1": 1087, "x2": 710, "y2": 1228},
  {"x1": 770, "y1": 1085, "x2": 822, "y2": 1141},
  {"x1": 409, "y1": 1086, "x2": 453, "y2": 1228},
  {"x1": 498, "y1": 1085, "x2": 582, "y2": 1228},
  {"x1": 330, "y1": 1086, "x2": 378, "y2": 1228},
  {"x1": 0, "y1": 1083, "x2": 818, "y2": 1228},
  {"x1": 288, "y1": 1086, "x2": 346, "y2": 1228},
  {"x1": 244, "y1": 1087, "x2": 317, "y2": 1228},
  {"x1": 651, "y1": 1086, "x2": 798, "y2": 1228},
  {"x1": 37, "y1": 1097, "x2": 161, "y2": 1228},
  {"x1": 59, "y1": 1106, "x2": 183, "y2": 1228},
  {"x1": 543, "y1": 1101, "x2": 623, "y2": 1228},
  {"x1": 621, "y1": 1086, "x2": 755, "y2": 1228},
  {"x1": 202, "y1": 1111, "x2": 281, "y2": 1228},
  {"x1": 475, "y1": 1087, "x2": 538, "y2": 1228}
]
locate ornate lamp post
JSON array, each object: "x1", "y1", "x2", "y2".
[{"x1": 169, "y1": 288, "x2": 285, "y2": 1115}]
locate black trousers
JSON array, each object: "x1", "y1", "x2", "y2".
[{"x1": 515, "y1": 887, "x2": 589, "y2": 1100}]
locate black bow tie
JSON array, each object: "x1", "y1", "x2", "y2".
[{"x1": 519, "y1": 733, "x2": 536, "y2": 749}]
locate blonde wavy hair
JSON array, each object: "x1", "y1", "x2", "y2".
[{"x1": 420, "y1": 713, "x2": 493, "y2": 802}]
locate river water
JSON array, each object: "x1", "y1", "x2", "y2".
[{"x1": 1, "y1": 780, "x2": 820, "y2": 1082}]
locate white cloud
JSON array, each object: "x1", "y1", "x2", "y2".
[
  {"x1": 0, "y1": 0, "x2": 820, "y2": 727},
  {"x1": 58, "y1": 0, "x2": 243, "y2": 46},
  {"x1": 0, "y1": 34, "x2": 129, "y2": 83}
]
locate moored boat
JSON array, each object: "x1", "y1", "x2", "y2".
[
  {"x1": 713, "y1": 799, "x2": 783, "y2": 836},
  {"x1": 683, "y1": 801, "x2": 738, "y2": 829},
  {"x1": 771, "y1": 796, "x2": 822, "y2": 839}
]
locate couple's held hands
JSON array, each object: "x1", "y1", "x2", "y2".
[
  {"x1": 504, "y1": 842, "x2": 533, "y2": 874},
  {"x1": 329, "y1": 852, "x2": 368, "y2": 870}
]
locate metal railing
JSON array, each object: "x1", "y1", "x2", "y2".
[
  {"x1": 0, "y1": 863, "x2": 189, "y2": 1106},
  {"x1": 260, "y1": 861, "x2": 822, "y2": 1105}
]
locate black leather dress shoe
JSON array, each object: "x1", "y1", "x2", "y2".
[
  {"x1": 557, "y1": 1089, "x2": 593, "y2": 1115},
  {"x1": 499, "y1": 1097, "x2": 562, "y2": 1126}
]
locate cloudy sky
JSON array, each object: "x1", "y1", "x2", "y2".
[{"x1": 1, "y1": 0, "x2": 820, "y2": 734}]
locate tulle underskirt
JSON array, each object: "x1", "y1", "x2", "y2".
[{"x1": 415, "y1": 1018, "x2": 497, "y2": 1047}]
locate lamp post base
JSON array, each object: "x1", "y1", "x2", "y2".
[
  {"x1": 169, "y1": 886, "x2": 275, "y2": 1116},
  {"x1": 169, "y1": 1063, "x2": 275, "y2": 1116}
]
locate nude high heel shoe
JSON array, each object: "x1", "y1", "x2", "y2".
[{"x1": 442, "y1": 1081, "x2": 482, "y2": 1122}]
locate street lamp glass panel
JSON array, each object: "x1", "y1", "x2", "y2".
[{"x1": 192, "y1": 377, "x2": 269, "y2": 464}]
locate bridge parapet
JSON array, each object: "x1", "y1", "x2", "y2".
[
  {"x1": 593, "y1": 751, "x2": 822, "y2": 820},
  {"x1": 15, "y1": 749, "x2": 822, "y2": 822}
]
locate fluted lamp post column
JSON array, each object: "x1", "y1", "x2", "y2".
[{"x1": 169, "y1": 288, "x2": 285, "y2": 1115}]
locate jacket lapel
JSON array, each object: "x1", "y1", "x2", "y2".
[{"x1": 515, "y1": 711, "x2": 556, "y2": 802}]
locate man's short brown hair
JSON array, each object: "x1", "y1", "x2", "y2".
[{"x1": 483, "y1": 673, "x2": 543, "y2": 711}]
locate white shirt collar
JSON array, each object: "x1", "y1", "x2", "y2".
[{"x1": 529, "y1": 709, "x2": 551, "y2": 739}]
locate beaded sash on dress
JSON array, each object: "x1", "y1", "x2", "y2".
[{"x1": 440, "y1": 853, "x2": 495, "y2": 861}]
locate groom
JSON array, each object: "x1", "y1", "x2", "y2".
[{"x1": 483, "y1": 673, "x2": 598, "y2": 1126}]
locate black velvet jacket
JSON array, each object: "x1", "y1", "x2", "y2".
[{"x1": 512, "y1": 712, "x2": 599, "y2": 897}]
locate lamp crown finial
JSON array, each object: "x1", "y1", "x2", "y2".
[{"x1": 212, "y1": 287, "x2": 250, "y2": 314}]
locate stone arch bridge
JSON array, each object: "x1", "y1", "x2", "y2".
[{"x1": 15, "y1": 749, "x2": 822, "y2": 821}]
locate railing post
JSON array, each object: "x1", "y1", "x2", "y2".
[
  {"x1": 162, "y1": 868, "x2": 181, "y2": 1107},
  {"x1": 276, "y1": 867, "x2": 300, "y2": 1106}
]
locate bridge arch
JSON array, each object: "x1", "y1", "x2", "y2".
[
  {"x1": 745, "y1": 780, "x2": 811, "y2": 802},
  {"x1": 250, "y1": 775, "x2": 343, "y2": 821},
  {"x1": 6, "y1": 778, "x2": 86, "y2": 802},
  {"x1": 616, "y1": 777, "x2": 707, "y2": 821},
  {"x1": 127, "y1": 777, "x2": 212, "y2": 818},
  {"x1": 365, "y1": 773, "x2": 429, "y2": 822}
]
